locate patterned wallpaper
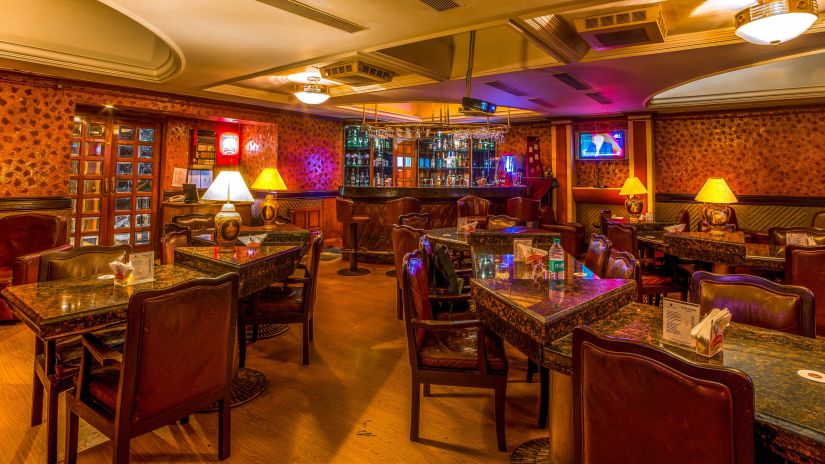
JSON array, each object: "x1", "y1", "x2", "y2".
[
  {"x1": 655, "y1": 107, "x2": 825, "y2": 196},
  {"x1": 497, "y1": 123, "x2": 553, "y2": 176},
  {"x1": 573, "y1": 119, "x2": 629, "y2": 188},
  {"x1": 273, "y1": 113, "x2": 342, "y2": 191},
  {"x1": 239, "y1": 123, "x2": 278, "y2": 188}
]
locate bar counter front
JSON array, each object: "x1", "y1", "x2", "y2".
[{"x1": 339, "y1": 185, "x2": 528, "y2": 262}]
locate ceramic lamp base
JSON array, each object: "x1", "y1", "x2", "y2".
[
  {"x1": 625, "y1": 195, "x2": 645, "y2": 223},
  {"x1": 704, "y1": 203, "x2": 730, "y2": 236},
  {"x1": 215, "y1": 203, "x2": 242, "y2": 247},
  {"x1": 260, "y1": 193, "x2": 278, "y2": 230}
]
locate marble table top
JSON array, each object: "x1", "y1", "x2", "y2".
[
  {"x1": 193, "y1": 223, "x2": 310, "y2": 248},
  {"x1": 426, "y1": 227, "x2": 560, "y2": 252},
  {"x1": 544, "y1": 302, "x2": 825, "y2": 463},
  {"x1": 638, "y1": 231, "x2": 785, "y2": 271},
  {"x1": 1, "y1": 265, "x2": 209, "y2": 340}
]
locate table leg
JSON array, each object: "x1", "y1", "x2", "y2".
[{"x1": 510, "y1": 371, "x2": 573, "y2": 464}]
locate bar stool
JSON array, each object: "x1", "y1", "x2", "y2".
[
  {"x1": 336, "y1": 197, "x2": 370, "y2": 276},
  {"x1": 383, "y1": 197, "x2": 422, "y2": 277}
]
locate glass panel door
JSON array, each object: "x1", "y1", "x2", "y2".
[{"x1": 69, "y1": 118, "x2": 110, "y2": 247}]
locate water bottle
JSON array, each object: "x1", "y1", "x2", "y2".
[{"x1": 549, "y1": 237, "x2": 565, "y2": 290}]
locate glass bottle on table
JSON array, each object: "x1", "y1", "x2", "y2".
[{"x1": 549, "y1": 237, "x2": 565, "y2": 291}]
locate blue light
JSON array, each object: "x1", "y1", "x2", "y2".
[
  {"x1": 503, "y1": 155, "x2": 515, "y2": 173},
  {"x1": 612, "y1": 132, "x2": 622, "y2": 139}
]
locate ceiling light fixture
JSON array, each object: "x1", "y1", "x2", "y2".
[
  {"x1": 293, "y1": 76, "x2": 330, "y2": 105},
  {"x1": 735, "y1": 0, "x2": 819, "y2": 45}
]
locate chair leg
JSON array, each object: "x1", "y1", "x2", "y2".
[
  {"x1": 396, "y1": 287, "x2": 403, "y2": 320},
  {"x1": 30, "y1": 364, "x2": 43, "y2": 426},
  {"x1": 410, "y1": 380, "x2": 420, "y2": 442},
  {"x1": 46, "y1": 384, "x2": 59, "y2": 464},
  {"x1": 494, "y1": 382, "x2": 507, "y2": 452},
  {"x1": 423, "y1": 384, "x2": 431, "y2": 397},
  {"x1": 64, "y1": 397, "x2": 78, "y2": 464},
  {"x1": 538, "y1": 366, "x2": 549, "y2": 429},
  {"x1": 238, "y1": 320, "x2": 247, "y2": 368},
  {"x1": 251, "y1": 325, "x2": 259, "y2": 343},
  {"x1": 218, "y1": 397, "x2": 231, "y2": 460},
  {"x1": 526, "y1": 359, "x2": 536, "y2": 383},
  {"x1": 113, "y1": 435, "x2": 130, "y2": 464},
  {"x1": 308, "y1": 316, "x2": 314, "y2": 342},
  {"x1": 302, "y1": 321, "x2": 310, "y2": 365}
]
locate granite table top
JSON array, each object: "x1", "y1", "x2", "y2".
[
  {"x1": 193, "y1": 223, "x2": 310, "y2": 249},
  {"x1": 1, "y1": 265, "x2": 209, "y2": 340},
  {"x1": 638, "y1": 231, "x2": 785, "y2": 271},
  {"x1": 426, "y1": 227, "x2": 560, "y2": 252},
  {"x1": 544, "y1": 302, "x2": 825, "y2": 463},
  {"x1": 604, "y1": 218, "x2": 679, "y2": 232}
]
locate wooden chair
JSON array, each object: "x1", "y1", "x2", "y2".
[
  {"x1": 573, "y1": 326, "x2": 754, "y2": 464},
  {"x1": 457, "y1": 195, "x2": 490, "y2": 226},
  {"x1": 767, "y1": 227, "x2": 825, "y2": 246},
  {"x1": 64, "y1": 273, "x2": 239, "y2": 463},
  {"x1": 399, "y1": 212, "x2": 430, "y2": 231},
  {"x1": 785, "y1": 245, "x2": 825, "y2": 337},
  {"x1": 160, "y1": 227, "x2": 190, "y2": 265},
  {"x1": 583, "y1": 234, "x2": 611, "y2": 278},
  {"x1": 392, "y1": 225, "x2": 424, "y2": 320},
  {"x1": 171, "y1": 213, "x2": 215, "y2": 244},
  {"x1": 506, "y1": 197, "x2": 540, "y2": 224},
  {"x1": 486, "y1": 215, "x2": 519, "y2": 231},
  {"x1": 539, "y1": 206, "x2": 586, "y2": 257},
  {"x1": 603, "y1": 249, "x2": 642, "y2": 302},
  {"x1": 34, "y1": 245, "x2": 131, "y2": 463},
  {"x1": 240, "y1": 234, "x2": 323, "y2": 365},
  {"x1": 402, "y1": 249, "x2": 508, "y2": 451},
  {"x1": 691, "y1": 271, "x2": 815, "y2": 338},
  {"x1": 598, "y1": 209, "x2": 612, "y2": 234}
]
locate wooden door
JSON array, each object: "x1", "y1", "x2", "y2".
[{"x1": 394, "y1": 141, "x2": 415, "y2": 187}]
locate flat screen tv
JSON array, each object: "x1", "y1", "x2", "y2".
[{"x1": 576, "y1": 131, "x2": 625, "y2": 160}]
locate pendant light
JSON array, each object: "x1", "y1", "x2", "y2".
[
  {"x1": 735, "y1": 0, "x2": 819, "y2": 45},
  {"x1": 294, "y1": 76, "x2": 330, "y2": 105}
]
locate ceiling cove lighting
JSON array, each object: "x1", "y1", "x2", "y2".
[
  {"x1": 294, "y1": 76, "x2": 330, "y2": 105},
  {"x1": 735, "y1": 0, "x2": 819, "y2": 45}
]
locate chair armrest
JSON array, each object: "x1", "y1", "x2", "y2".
[
  {"x1": 410, "y1": 318, "x2": 482, "y2": 330},
  {"x1": 81, "y1": 333, "x2": 123, "y2": 367},
  {"x1": 12, "y1": 243, "x2": 73, "y2": 285}
]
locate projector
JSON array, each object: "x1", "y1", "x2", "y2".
[{"x1": 459, "y1": 97, "x2": 497, "y2": 116}]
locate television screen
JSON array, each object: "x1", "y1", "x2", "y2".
[{"x1": 577, "y1": 131, "x2": 625, "y2": 159}]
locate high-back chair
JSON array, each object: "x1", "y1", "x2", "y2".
[
  {"x1": 160, "y1": 227, "x2": 190, "y2": 265},
  {"x1": 241, "y1": 234, "x2": 324, "y2": 365},
  {"x1": 767, "y1": 227, "x2": 825, "y2": 246},
  {"x1": 603, "y1": 249, "x2": 642, "y2": 302},
  {"x1": 598, "y1": 209, "x2": 612, "y2": 234},
  {"x1": 64, "y1": 273, "x2": 239, "y2": 463},
  {"x1": 783, "y1": 245, "x2": 825, "y2": 337},
  {"x1": 675, "y1": 209, "x2": 690, "y2": 231},
  {"x1": 486, "y1": 215, "x2": 519, "y2": 231},
  {"x1": 572, "y1": 327, "x2": 754, "y2": 464},
  {"x1": 399, "y1": 212, "x2": 430, "y2": 231},
  {"x1": 606, "y1": 223, "x2": 639, "y2": 259},
  {"x1": 812, "y1": 211, "x2": 825, "y2": 229},
  {"x1": 402, "y1": 250, "x2": 508, "y2": 451},
  {"x1": 584, "y1": 234, "x2": 611, "y2": 278},
  {"x1": 691, "y1": 271, "x2": 815, "y2": 338},
  {"x1": 392, "y1": 225, "x2": 424, "y2": 319},
  {"x1": 384, "y1": 197, "x2": 422, "y2": 227},
  {"x1": 506, "y1": 197, "x2": 540, "y2": 224},
  {"x1": 171, "y1": 213, "x2": 215, "y2": 243},
  {"x1": 335, "y1": 197, "x2": 370, "y2": 276},
  {"x1": 456, "y1": 195, "x2": 490, "y2": 225},
  {"x1": 608, "y1": 224, "x2": 687, "y2": 303}
]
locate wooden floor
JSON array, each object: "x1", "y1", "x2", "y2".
[{"x1": 0, "y1": 258, "x2": 547, "y2": 463}]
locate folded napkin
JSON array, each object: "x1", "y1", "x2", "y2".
[
  {"x1": 109, "y1": 260, "x2": 133, "y2": 284},
  {"x1": 516, "y1": 243, "x2": 548, "y2": 263},
  {"x1": 690, "y1": 308, "x2": 732, "y2": 357},
  {"x1": 239, "y1": 234, "x2": 267, "y2": 246},
  {"x1": 458, "y1": 221, "x2": 478, "y2": 232},
  {"x1": 664, "y1": 224, "x2": 686, "y2": 233}
]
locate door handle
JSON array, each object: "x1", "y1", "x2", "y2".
[{"x1": 109, "y1": 178, "x2": 116, "y2": 196}]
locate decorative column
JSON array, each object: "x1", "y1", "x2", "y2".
[
  {"x1": 627, "y1": 114, "x2": 654, "y2": 215},
  {"x1": 550, "y1": 120, "x2": 575, "y2": 222}
]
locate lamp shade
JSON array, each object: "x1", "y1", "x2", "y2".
[
  {"x1": 695, "y1": 177, "x2": 738, "y2": 204},
  {"x1": 619, "y1": 177, "x2": 648, "y2": 196},
  {"x1": 202, "y1": 170, "x2": 254, "y2": 203},
  {"x1": 251, "y1": 168, "x2": 288, "y2": 191}
]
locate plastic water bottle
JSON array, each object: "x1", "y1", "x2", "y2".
[{"x1": 549, "y1": 237, "x2": 565, "y2": 290}]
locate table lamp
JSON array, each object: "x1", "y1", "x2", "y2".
[
  {"x1": 251, "y1": 168, "x2": 288, "y2": 230},
  {"x1": 695, "y1": 177, "x2": 738, "y2": 236},
  {"x1": 202, "y1": 170, "x2": 254, "y2": 247},
  {"x1": 619, "y1": 176, "x2": 648, "y2": 222}
]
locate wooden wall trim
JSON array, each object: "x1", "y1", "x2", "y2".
[
  {"x1": 0, "y1": 197, "x2": 72, "y2": 211},
  {"x1": 657, "y1": 194, "x2": 825, "y2": 207}
]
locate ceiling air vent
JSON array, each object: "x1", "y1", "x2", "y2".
[
  {"x1": 419, "y1": 0, "x2": 462, "y2": 12},
  {"x1": 256, "y1": 0, "x2": 366, "y2": 33},
  {"x1": 574, "y1": 4, "x2": 667, "y2": 50},
  {"x1": 484, "y1": 81, "x2": 527, "y2": 97},
  {"x1": 586, "y1": 92, "x2": 613, "y2": 105},
  {"x1": 552, "y1": 72, "x2": 591, "y2": 90},
  {"x1": 527, "y1": 98, "x2": 557, "y2": 109},
  {"x1": 320, "y1": 60, "x2": 395, "y2": 87}
]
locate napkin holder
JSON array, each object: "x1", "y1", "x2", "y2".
[
  {"x1": 691, "y1": 308, "x2": 731, "y2": 357},
  {"x1": 110, "y1": 260, "x2": 134, "y2": 287}
]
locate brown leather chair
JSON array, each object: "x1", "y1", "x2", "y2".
[
  {"x1": 812, "y1": 211, "x2": 825, "y2": 229},
  {"x1": 506, "y1": 197, "x2": 540, "y2": 224},
  {"x1": 336, "y1": 197, "x2": 370, "y2": 276},
  {"x1": 486, "y1": 215, "x2": 519, "y2": 231},
  {"x1": 691, "y1": 271, "x2": 815, "y2": 338},
  {"x1": 160, "y1": 227, "x2": 190, "y2": 265},
  {"x1": 608, "y1": 224, "x2": 687, "y2": 303},
  {"x1": 171, "y1": 213, "x2": 215, "y2": 244},
  {"x1": 65, "y1": 273, "x2": 239, "y2": 463},
  {"x1": 603, "y1": 249, "x2": 642, "y2": 302},
  {"x1": 392, "y1": 225, "x2": 424, "y2": 320},
  {"x1": 539, "y1": 206, "x2": 586, "y2": 257},
  {"x1": 785, "y1": 245, "x2": 825, "y2": 337},
  {"x1": 240, "y1": 234, "x2": 323, "y2": 365},
  {"x1": 33, "y1": 244, "x2": 131, "y2": 462},
  {"x1": 598, "y1": 209, "x2": 612, "y2": 234},
  {"x1": 699, "y1": 206, "x2": 739, "y2": 232},
  {"x1": 584, "y1": 234, "x2": 611, "y2": 278},
  {"x1": 572, "y1": 326, "x2": 754, "y2": 464},
  {"x1": 456, "y1": 195, "x2": 490, "y2": 225},
  {"x1": 767, "y1": 227, "x2": 825, "y2": 246},
  {"x1": 402, "y1": 249, "x2": 508, "y2": 451},
  {"x1": 676, "y1": 208, "x2": 690, "y2": 231},
  {"x1": 0, "y1": 213, "x2": 69, "y2": 321},
  {"x1": 384, "y1": 197, "x2": 422, "y2": 226},
  {"x1": 399, "y1": 212, "x2": 430, "y2": 230}
]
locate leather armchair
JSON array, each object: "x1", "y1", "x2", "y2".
[
  {"x1": 539, "y1": 206, "x2": 586, "y2": 257},
  {"x1": 0, "y1": 213, "x2": 69, "y2": 321},
  {"x1": 160, "y1": 227, "x2": 190, "y2": 265},
  {"x1": 608, "y1": 224, "x2": 687, "y2": 303},
  {"x1": 399, "y1": 212, "x2": 430, "y2": 230},
  {"x1": 506, "y1": 197, "x2": 540, "y2": 224},
  {"x1": 767, "y1": 227, "x2": 825, "y2": 246},
  {"x1": 691, "y1": 271, "x2": 815, "y2": 338},
  {"x1": 572, "y1": 326, "x2": 754, "y2": 464},
  {"x1": 486, "y1": 215, "x2": 518, "y2": 231},
  {"x1": 584, "y1": 234, "x2": 611, "y2": 278},
  {"x1": 785, "y1": 245, "x2": 825, "y2": 337},
  {"x1": 456, "y1": 196, "x2": 490, "y2": 225},
  {"x1": 813, "y1": 211, "x2": 825, "y2": 229},
  {"x1": 603, "y1": 249, "x2": 641, "y2": 302},
  {"x1": 384, "y1": 197, "x2": 421, "y2": 226},
  {"x1": 391, "y1": 225, "x2": 424, "y2": 319}
]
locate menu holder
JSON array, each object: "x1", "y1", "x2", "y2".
[
  {"x1": 129, "y1": 251, "x2": 155, "y2": 284},
  {"x1": 662, "y1": 298, "x2": 701, "y2": 347}
]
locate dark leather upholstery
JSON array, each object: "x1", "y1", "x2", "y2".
[
  {"x1": 399, "y1": 212, "x2": 430, "y2": 230},
  {"x1": 486, "y1": 215, "x2": 518, "y2": 231},
  {"x1": 813, "y1": 211, "x2": 825, "y2": 229},
  {"x1": 0, "y1": 214, "x2": 68, "y2": 320},
  {"x1": 539, "y1": 206, "x2": 587, "y2": 257},
  {"x1": 767, "y1": 227, "x2": 825, "y2": 246},
  {"x1": 420, "y1": 331, "x2": 507, "y2": 372},
  {"x1": 171, "y1": 213, "x2": 215, "y2": 242},
  {"x1": 606, "y1": 223, "x2": 638, "y2": 258},
  {"x1": 456, "y1": 196, "x2": 490, "y2": 224},
  {"x1": 573, "y1": 327, "x2": 754, "y2": 464},
  {"x1": 598, "y1": 209, "x2": 612, "y2": 234},
  {"x1": 584, "y1": 234, "x2": 611, "y2": 278},
  {"x1": 676, "y1": 209, "x2": 690, "y2": 231},
  {"x1": 392, "y1": 226, "x2": 424, "y2": 319},
  {"x1": 604, "y1": 249, "x2": 641, "y2": 302},
  {"x1": 384, "y1": 197, "x2": 422, "y2": 226},
  {"x1": 784, "y1": 245, "x2": 825, "y2": 337},
  {"x1": 691, "y1": 271, "x2": 815, "y2": 338},
  {"x1": 336, "y1": 197, "x2": 369, "y2": 224},
  {"x1": 506, "y1": 197, "x2": 540, "y2": 223},
  {"x1": 160, "y1": 228, "x2": 190, "y2": 265},
  {"x1": 39, "y1": 245, "x2": 131, "y2": 282},
  {"x1": 65, "y1": 274, "x2": 238, "y2": 462}
]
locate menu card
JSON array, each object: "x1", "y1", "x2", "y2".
[
  {"x1": 130, "y1": 251, "x2": 155, "y2": 284},
  {"x1": 662, "y1": 298, "x2": 701, "y2": 347}
]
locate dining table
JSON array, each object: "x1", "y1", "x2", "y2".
[
  {"x1": 637, "y1": 230, "x2": 785, "y2": 272},
  {"x1": 192, "y1": 223, "x2": 311, "y2": 249},
  {"x1": 601, "y1": 217, "x2": 679, "y2": 232},
  {"x1": 544, "y1": 302, "x2": 825, "y2": 464},
  {"x1": 426, "y1": 226, "x2": 561, "y2": 253}
]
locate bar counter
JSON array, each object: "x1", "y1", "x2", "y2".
[{"x1": 339, "y1": 186, "x2": 528, "y2": 262}]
